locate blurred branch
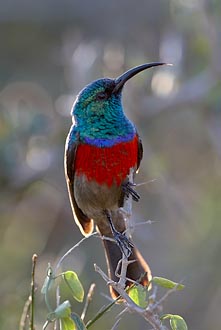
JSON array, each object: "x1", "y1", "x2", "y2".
[
  {"x1": 85, "y1": 294, "x2": 121, "y2": 329},
  {"x1": 30, "y1": 254, "x2": 38, "y2": 330},
  {"x1": 19, "y1": 254, "x2": 38, "y2": 330},
  {"x1": 19, "y1": 297, "x2": 31, "y2": 330},
  {"x1": 81, "y1": 283, "x2": 96, "y2": 321},
  {"x1": 201, "y1": 0, "x2": 221, "y2": 75},
  {"x1": 140, "y1": 1, "x2": 221, "y2": 118},
  {"x1": 53, "y1": 232, "x2": 97, "y2": 330},
  {"x1": 54, "y1": 232, "x2": 98, "y2": 274},
  {"x1": 141, "y1": 68, "x2": 218, "y2": 117}
]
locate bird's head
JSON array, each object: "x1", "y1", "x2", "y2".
[
  {"x1": 72, "y1": 62, "x2": 169, "y2": 127},
  {"x1": 72, "y1": 78, "x2": 118, "y2": 118}
]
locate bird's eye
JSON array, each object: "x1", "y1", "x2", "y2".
[{"x1": 96, "y1": 91, "x2": 108, "y2": 101}]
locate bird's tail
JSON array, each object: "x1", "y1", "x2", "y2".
[{"x1": 97, "y1": 211, "x2": 152, "y2": 299}]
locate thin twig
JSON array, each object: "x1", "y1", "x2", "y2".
[
  {"x1": 117, "y1": 255, "x2": 129, "y2": 289},
  {"x1": 94, "y1": 264, "x2": 167, "y2": 330},
  {"x1": 44, "y1": 267, "x2": 53, "y2": 313},
  {"x1": 52, "y1": 232, "x2": 98, "y2": 330},
  {"x1": 81, "y1": 283, "x2": 96, "y2": 321},
  {"x1": 118, "y1": 306, "x2": 128, "y2": 317},
  {"x1": 54, "y1": 285, "x2": 60, "y2": 330},
  {"x1": 54, "y1": 232, "x2": 98, "y2": 274},
  {"x1": 85, "y1": 295, "x2": 121, "y2": 329},
  {"x1": 151, "y1": 282, "x2": 184, "y2": 312},
  {"x1": 30, "y1": 254, "x2": 38, "y2": 330},
  {"x1": 125, "y1": 220, "x2": 156, "y2": 236},
  {"x1": 111, "y1": 317, "x2": 121, "y2": 330},
  {"x1": 136, "y1": 178, "x2": 158, "y2": 187},
  {"x1": 19, "y1": 254, "x2": 38, "y2": 330},
  {"x1": 115, "y1": 258, "x2": 137, "y2": 289},
  {"x1": 19, "y1": 296, "x2": 31, "y2": 330}
]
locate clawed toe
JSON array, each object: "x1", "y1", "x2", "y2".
[
  {"x1": 104, "y1": 209, "x2": 134, "y2": 257},
  {"x1": 122, "y1": 181, "x2": 140, "y2": 202},
  {"x1": 114, "y1": 231, "x2": 134, "y2": 257}
]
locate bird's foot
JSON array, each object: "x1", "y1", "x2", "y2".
[
  {"x1": 122, "y1": 181, "x2": 140, "y2": 202},
  {"x1": 112, "y1": 229, "x2": 134, "y2": 258},
  {"x1": 104, "y1": 209, "x2": 134, "y2": 257}
]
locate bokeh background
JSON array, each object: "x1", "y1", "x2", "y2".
[{"x1": 1, "y1": 0, "x2": 221, "y2": 329}]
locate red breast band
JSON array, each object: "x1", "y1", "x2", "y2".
[{"x1": 75, "y1": 135, "x2": 138, "y2": 186}]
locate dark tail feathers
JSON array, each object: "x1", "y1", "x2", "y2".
[{"x1": 102, "y1": 237, "x2": 152, "y2": 298}]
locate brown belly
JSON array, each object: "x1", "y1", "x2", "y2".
[
  {"x1": 74, "y1": 174, "x2": 122, "y2": 218},
  {"x1": 74, "y1": 173, "x2": 128, "y2": 235}
]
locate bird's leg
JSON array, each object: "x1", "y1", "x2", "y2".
[
  {"x1": 122, "y1": 181, "x2": 140, "y2": 202},
  {"x1": 104, "y1": 210, "x2": 134, "y2": 258}
]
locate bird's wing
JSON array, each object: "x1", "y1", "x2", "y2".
[
  {"x1": 136, "y1": 133, "x2": 143, "y2": 172},
  {"x1": 64, "y1": 132, "x2": 93, "y2": 235}
]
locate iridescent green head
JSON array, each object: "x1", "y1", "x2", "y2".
[
  {"x1": 72, "y1": 62, "x2": 167, "y2": 120},
  {"x1": 71, "y1": 62, "x2": 167, "y2": 141},
  {"x1": 72, "y1": 78, "x2": 122, "y2": 122}
]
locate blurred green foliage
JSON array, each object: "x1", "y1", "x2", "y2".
[{"x1": 1, "y1": 0, "x2": 221, "y2": 329}]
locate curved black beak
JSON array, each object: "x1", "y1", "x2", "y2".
[{"x1": 113, "y1": 62, "x2": 170, "y2": 94}]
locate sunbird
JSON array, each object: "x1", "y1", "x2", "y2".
[{"x1": 65, "y1": 62, "x2": 167, "y2": 297}]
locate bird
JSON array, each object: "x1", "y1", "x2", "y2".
[{"x1": 64, "y1": 62, "x2": 166, "y2": 298}]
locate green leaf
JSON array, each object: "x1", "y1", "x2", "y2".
[
  {"x1": 170, "y1": 315, "x2": 188, "y2": 330},
  {"x1": 62, "y1": 271, "x2": 84, "y2": 302},
  {"x1": 60, "y1": 317, "x2": 76, "y2": 330},
  {"x1": 128, "y1": 284, "x2": 148, "y2": 308},
  {"x1": 161, "y1": 314, "x2": 188, "y2": 330},
  {"x1": 161, "y1": 314, "x2": 173, "y2": 320},
  {"x1": 152, "y1": 277, "x2": 184, "y2": 290},
  {"x1": 54, "y1": 300, "x2": 71, "y2": 318},
  {"x1": 71, "y1": 313, "x2": 87, "y2": 330}
]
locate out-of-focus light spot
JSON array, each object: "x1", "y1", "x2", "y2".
[
  {"x1": 103, "y1": 43, "x2": 125, "y2": 72},
  {"x1": 172, "y1": 0, "x2": 201, "y2": 10},
  {"x1": 55, "y1": 94, "x2": 75, "y2": 117},
  {"x1": 0, "y1": 82, "x2": 54, "y2": 121},
  {"x1": 151, "y1": 71, "x2": 176, "y2": 97},
  {"x1": 72, "y1": 43, "x2": 97, "y2": 71},
  {"x1": 26, "y1": 136, "x2": 51, "y2": 171},
  {"x1": 160, "y1": 33, "x2": 183, "y2": 65}
]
